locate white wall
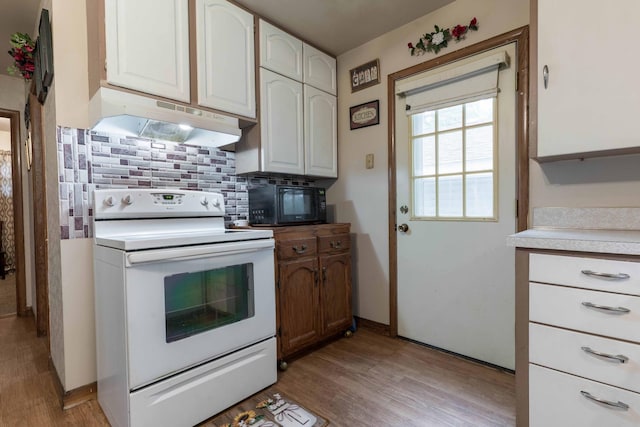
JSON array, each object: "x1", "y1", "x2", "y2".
[
  {"x1": 41, "y1": 0, "x2": 91, "y2": 391},
  {"x1": 331, "y1": 0, "x2": 529, "y2": 325},
  {"x1": 0, "y1": 130, "x2": 11, "y2": 151},
  {"x1": 0, "y1": 74, "x2": 36, "y2": 313}
]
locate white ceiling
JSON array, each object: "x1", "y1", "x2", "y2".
[
  {"x1": 0, "y1": 0, "x2": 41, "y2": 78},
  {"x1": 231, "y1": 0, "x2": 454, "y2": 56}
]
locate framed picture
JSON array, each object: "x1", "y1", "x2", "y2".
[
  {"x1": 349, "y1": 59, "x2": 380, "y2": 93},
  {"x1": 349, "y1": 100, "x2": 379, "y2": 130},
  {"x1": 38, "y1": 9, "x2": 54, "y2": 88},
  {"x1": 33, "y1": 40, "x2": 47, "y2": 104}
]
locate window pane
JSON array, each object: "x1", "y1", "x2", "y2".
[
  {"x1": 438, "y1": 131, "x2": 463, "y2": 174},
  {"x1": 413, "y1": 136, "x2": 436, "y2": 176},
  {"x1": 437, "y1": 105, "x2": 462, "y2": 131},
  {"x1": 466, "y1": 173, "x2": 494, "y2": 217},
  {"x1": 414, "y1": 177, "x2": 436, "y2": 217},
  {"x1": 465, "y1": 98, "x2": 493, "y2": 126},
  {"x1": 412, "y1": 110, "x2": 436, "y2": 135},
  {"x1": 466, "y1": 125, "x2": 494, "y2": 172},
  {"x1": 438, "y1": 175, "x2": 462, "y2": 217}
]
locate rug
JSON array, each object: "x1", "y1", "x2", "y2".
[{"x1": 200, "y1": 389, "x2": 329, "y2": 427}]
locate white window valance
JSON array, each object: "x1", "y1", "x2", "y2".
[{"x1": 396, "y1": 51, "x2": 510, "y2": 115}]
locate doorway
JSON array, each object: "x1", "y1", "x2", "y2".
[
  {"x1": 0, "y1": 110, "x2": 28, "y2": 318},
  {"x1": 387, "y1": 28, "x2": 529, "y2": 368}
]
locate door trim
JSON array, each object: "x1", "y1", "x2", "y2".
[
  {"x1": 387, "y1": 26, "x2": 530, "y2": 337},
  {"x1": 0, "y1": 108, "x2": 27, "y2": 316},
  {"x1": 28, "y1": 92, "x2": 50, "y2": 338}
]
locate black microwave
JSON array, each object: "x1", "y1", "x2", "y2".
[{"x1": 248, "y1": 184, "x2": 327, "y2": 225}]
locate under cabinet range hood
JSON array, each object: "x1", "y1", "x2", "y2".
[{"x1": 88, "y1": 87, "x2": 242, "y2": 148}]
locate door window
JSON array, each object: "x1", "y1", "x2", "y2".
[
  {"x1": 164, "y1": 263, "x2": 254, "y2": 343},
  {"x1": 411, "y1": 97, "x2": 496, "y2": 220}
]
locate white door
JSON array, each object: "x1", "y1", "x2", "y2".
[
  {"x1": 259, "y1": 19, "x2": 303, "y2": 81},
  {"x1": 395, "y1": 44, "x2": 517, "y2": 369},
  {"x1": 304, "y1": 85, "x2": 337, "y2": 177},
  {"x1": 196, "y1": 0, "x2": 256, "y2": 118},
  {"x1": 260, "y1": 68, "x2": 304, "y2": 175},
  {"x1": 303, "y1": 43, "x2": 337, "y2": 95},
  {"x1": 104, "y1": 0, "x2": 190, "y2": 102}
]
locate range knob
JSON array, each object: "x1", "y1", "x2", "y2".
[
  {"x1": 212, "y1": 198, "x2": 221, "y2": 208},
  {"x1": 121, "y1": 194, "x2": 133, "y2": 205},
  {"x1": 200, "y1": 196, "x2": 209, "y2": 206},
  {"x1": 103, "y1": 196, "x2": 115, "y2": 207}
]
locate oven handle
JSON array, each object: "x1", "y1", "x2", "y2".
[{"x1": 126, "y1": 239, "x2": 274, "y2": 266}]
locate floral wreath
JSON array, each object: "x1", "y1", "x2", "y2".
[
  {"x1": 408, "y1": 18, "x2": 478, "y2": 56},
  {"x1": 7, "y1": 32, "x2": 36, "y2": 80}
]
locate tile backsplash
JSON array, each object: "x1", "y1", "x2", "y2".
[{"x1": 57, "y1": 127, "x2": 318, "y2": 239}]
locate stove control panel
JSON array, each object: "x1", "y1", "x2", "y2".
[{"x1": 94, "y1": 189, "x2": 225, "y2": 219}]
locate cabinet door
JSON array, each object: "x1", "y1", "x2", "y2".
[
  {"x1": 196, "y1": 0, "x2": 256, "y2": 118},
  {"x1": 259, "y1": 20, "x2": 303, "y2": 81},
  {"x1": 537, "y1": 0, "x2": 640, "y2": 159},
  {"x1": 260, "y1": 69, "x2": 305, "y2": 175},
  {"x1": 104, "y1": 0, "x2": 190, "y2": 102},
  {"x1": 303, "y1": 43, "x2": 336, "y2": 95},
  {"x1": 278, "y1": 258, "x2": 320, "y2": 356},
  {"x1": 319, "y1": 253, "x2": 352, "y2": 336},
  {"x1": 304, "y1": 86, "x2": 337, "y2": 177}
]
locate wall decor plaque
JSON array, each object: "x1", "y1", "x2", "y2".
[
  {"x1": 350, "y1": 59, "x2": 380, "y2": 92},
  {"x1": 349, "y1": 100, "x2": 379, "y2": 130}
]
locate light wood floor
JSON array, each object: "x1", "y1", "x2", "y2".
[{"x1": 0, "y1": 316, "x2": 515, "y2": 426}]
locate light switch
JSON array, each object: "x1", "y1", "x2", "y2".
[{"x1": 365, "y1": 153, "x2": 374, "y2": 169}]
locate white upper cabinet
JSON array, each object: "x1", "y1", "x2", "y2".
[
  {"x1": 259, "y1": 19, "x2": 303, "y2": 81},
  {"x1": 303, "y1": 43, "x2": 337, "y2": 95},
  {"x1": 536, "y1": 0, "x2": 640, "y2": 160},
  {"x1": 196, "y1": 0, "x2": 256, "y2": 118},
  {"x1": 304, "y1": 85, "x2": 337, "y2": 177},
  {"x1": 260, "y1": 69, "x2": 305, "y2": 175},
  {"x1": 104, "y1": 0, "x2": 190, "y2": 102}
]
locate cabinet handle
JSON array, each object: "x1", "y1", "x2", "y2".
[
  {"x1": 292, "y1": 244, "x2": 307, "y2": 254},
  {"x1": 580, "y1": 390, "x2": 629, "y2": 411},
  {"x1": 330, "y1": 240, "x2": 342, "y2": 249},
  {"x1": 581, "y1": 301, "x2": 630, "y2": 314},
  {"x1": 313, "y1": 269, "x2": 318, "y2": 287},
  {"x1": 581, "y1": 270, "x2": 630, "y2": 280},
  {"x1": 581, "y1": 346, "x2": 629, "y2": 364},
  {"x1": 542, "y1": 65, "x2": 549, "y2": 89},
  {"x1": 322, "y1": 266, "x2": 327, "y2": 283}
]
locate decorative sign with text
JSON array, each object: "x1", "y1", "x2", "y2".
[
  {"x1": 349, "y1": 100, "x2": 379, "y2": 130},
  {"x1": 349, "y1": 59, "x2": 380, "y2": 93}
]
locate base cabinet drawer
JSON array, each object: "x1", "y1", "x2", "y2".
[
  {"x1": 530, "y1": 283, "x2": 640, "y2": 342},
  {"x1": 530, "y1": 364, "x2": 640, "y2": 427},
  {"x1": 530, "y1": 323, "x2": 640, "y2": 393},
  {"x1": 530, "y1": 253, "x2": 640, "y2": 295}
]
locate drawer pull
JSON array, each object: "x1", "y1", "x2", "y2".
[
  {"x1": 292, "y1": 245, "x2": 308, "y2": 254},
  {"x1": 581, "y1": 346, "x2": 629, "y2": 364},
  {"x1": 330, "y1": 240, "x2": 342, "y2": 249},
  {"x1": 581, "y1": 270, "x2": 630, "y2": 280},
  {"x1": 581, "y1": 301, "x2": 630, "y2": 314},
  {"x1": 580, "y1": 390, "x2": 629, "y2": 411}
]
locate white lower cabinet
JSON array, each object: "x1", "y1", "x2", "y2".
[
  {"x1": 528, "y1": 253, "x2": 640, "y2": 426},
  {"x1": 530, "y1": 364, "x2": 640, "y2": 427}
]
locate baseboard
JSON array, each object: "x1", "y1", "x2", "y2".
[
  {"x1": 50, "y1": 359, "x2": 97, "y2": 410},
  {"x1": 354, "y1": 316, "x2": 390, "y2": 336}
]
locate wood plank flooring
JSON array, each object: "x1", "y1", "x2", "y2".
[
  {"x1": 0, "y1": 316, "x2": 515, "y2": 426},
  {"x1": 0, "y1": 274, "x2": 16, "y2": 317}
]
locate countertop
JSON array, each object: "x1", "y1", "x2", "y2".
[{"x1": 507, "y1": 207, "x2": 640, "y2": 255}]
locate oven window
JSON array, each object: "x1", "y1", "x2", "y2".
[{"x1": 164, "y1": 263, "x2": 254, "y2": 343}]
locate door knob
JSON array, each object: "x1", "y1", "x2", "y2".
[{"x1": 398, "y1": 223, "x2": 409, "y2": 232}]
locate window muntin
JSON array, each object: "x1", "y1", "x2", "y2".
[{"x1": 410, "y1": 98, "x2": 496, "y2": 220}]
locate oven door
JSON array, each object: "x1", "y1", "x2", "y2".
[{"x1": 124, "y1": 238, "x2": 275, "y2": 390}]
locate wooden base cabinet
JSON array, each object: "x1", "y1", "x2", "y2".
[{"x1": 272, "y1": 224, "x2": 352, "y2": 362}]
